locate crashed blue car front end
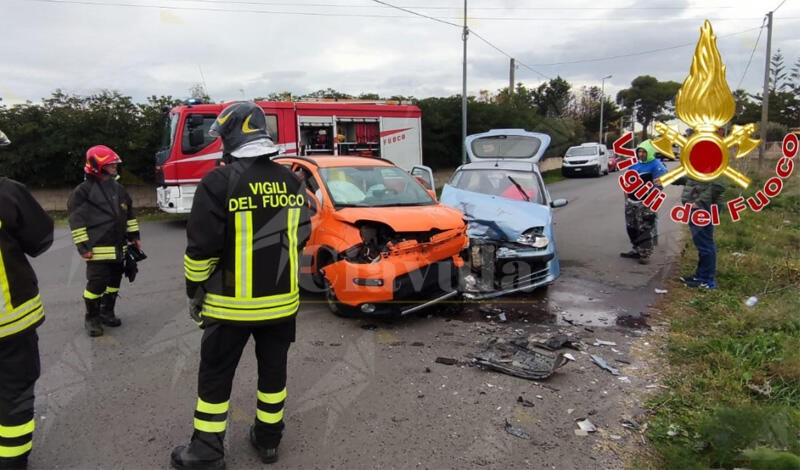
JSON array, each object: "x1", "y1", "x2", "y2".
[
  {"x1": 441, "y1": 186, "x2": 560, "y2": 299},
  {"x1": 439, "y1": 128, "x2": 567, "y2": 300}
]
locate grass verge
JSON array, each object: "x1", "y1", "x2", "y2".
[{"x1": 645, "y1": 163, "x2": 800, "y2": 469}]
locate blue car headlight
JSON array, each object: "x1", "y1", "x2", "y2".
[{"x1": 517, "y1": 227, "x2": 549, "y2": 248}]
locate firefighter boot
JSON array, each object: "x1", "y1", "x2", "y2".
[
  {"x1": 84, "y1": 297, "x2": 104, "y2": 337},
  {"x1": 99, "y1": 293, "x2": 122, "y2": 327},
  {"x1": 0, "y1": 455, "x2": 28, "y2": 469},
  {"x1": 171, "y1": 430, "x2": 226, "y2": 470},
  {"x1": 249, "y1": 425, "x2": 279, "y2": 464}
]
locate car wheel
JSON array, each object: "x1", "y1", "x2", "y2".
[
  {"x1": 323, "y1": 278, "x2": 357, "y2": 318},
  {"x1": 595, "y1": 165, "x2": 602, "y2": 177}
]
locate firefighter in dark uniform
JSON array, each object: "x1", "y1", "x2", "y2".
[
  {"x1": 171, "y1": 102, "x2": 311, "y2": 469},
  {"x1": 67, "y1": 145, "x2": 141, "y2": 337},
  {"x1": 0, "y1": 130, "x2": 54, "y2": 469}
]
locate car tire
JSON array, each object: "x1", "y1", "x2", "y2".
[
  {"x1": 323, "y1": 278, "x2": 357, "y2": 318},
  {"x1": 595, "y1": 165, "x2": 602, "y2": 177}
]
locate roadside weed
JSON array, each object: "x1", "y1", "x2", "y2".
[{"x1": 646, "y1": 172, "x2": 800, "y2": 468}]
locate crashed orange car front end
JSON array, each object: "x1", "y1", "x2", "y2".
[{"x1": 276, "y1": 156, "x2": 467, "y2": 316}]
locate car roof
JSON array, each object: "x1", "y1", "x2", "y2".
[{"x1": 275, "y1": 155, "x2": 395, "y2": 168}]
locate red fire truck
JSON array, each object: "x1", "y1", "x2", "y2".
[{"x1": 155, "y1": 100, "x2": 423, "y2": 213}]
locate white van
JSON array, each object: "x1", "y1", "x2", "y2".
[{"x1": 561, "y1": 142, "x2": 610, "y2": 177}]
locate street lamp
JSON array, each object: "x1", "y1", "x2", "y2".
[{"x1": 598, "y1": 74, "x2": 612, "y2": 145}]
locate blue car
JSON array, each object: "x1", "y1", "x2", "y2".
[{"x1": 440, "y1": 129, "x2": 568, "y2": 300}]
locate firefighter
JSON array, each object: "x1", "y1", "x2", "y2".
[
  {"x1": 67, "y1": 145, "x2": 141, "y2": 337},
  {"x1": 171, "y1": 102, "x2": 311, "y2": 468},
  {"x1": 0, "y1": 129, "x2": 54, "y2": 469}
]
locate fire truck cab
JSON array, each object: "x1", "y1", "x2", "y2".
[{"x1": 155, "y1": 100, "x2": 423, "y2": 213}]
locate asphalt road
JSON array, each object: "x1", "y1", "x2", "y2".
[{"x1": 27, "y1": 166, "x2": 684, "y2": 469}]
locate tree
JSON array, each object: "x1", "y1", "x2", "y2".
[
  {"x1": 567, "y1": 85, "x2": 621, "y2": 143},
  {"x1": 769, "y1": 49, "x2": 789, "y2": 92},
  {"x1": 188, "y1": 83, "x2": 211, "y2": 103},
  {"x1": 532, "y1": 76, "x2": 571, "y2": 118},
  {"x1": 299, "y1": 88, "x2": 353, "y2": 100},
  {"x1": 616, "y1": 75, "x2": 680, "y2": 139}
]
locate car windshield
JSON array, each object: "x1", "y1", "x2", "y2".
[
  {"x1": 470, "y1": 135, "x2": 541, "y2": 158},
  {"x1": 449, "y1": 169, "x2": 544, "y2": 204},
  {"x1": 566, "y1": 147, "x2": 598, "y2": 157},
  {"x1": 319, "y1": 165, "x2": 435, "y2": 207}
]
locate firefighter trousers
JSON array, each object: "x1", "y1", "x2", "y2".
[
  {"x1": 83, "y1": 261, "x2": 123, "y2": 299},
  {"x1": 188, "y1": 321, "x2": 294, "y2": 459},
  {"x1": 0, "y1": 331, "x2": 40, "y2": 465}
]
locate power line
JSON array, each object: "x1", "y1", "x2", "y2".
[
  {"x1": 736, "y1": 18, "x2": 767, "y2": 90},
  {"x1": 370, "y1": 0, "x2": 460, "y2": 27},
  {"x1": 527, "y1": 26, "x2": 764, "y2": 67},
  {"x1": 15, "y1": 0, "x2": 781, "y2": 21},
  {"x1": 468, "y1": 29, "x2": 550, "y2": 80},
  {"x1": 773, "y1": 0, "x2": 787, "y2": 12}
]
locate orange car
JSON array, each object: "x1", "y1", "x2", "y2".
[{"x1": 275, "y1": 155, "x2": 467, "y2": 316}]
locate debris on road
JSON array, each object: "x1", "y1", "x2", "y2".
[
  {"x1": 504, "y1": 419, "x2": 531, "y2": 440},
  {"x1": 535, "y1": 333, "x2": 584, "y2": 351},
  {"x1": 516, "y1": 396, "x2": 535, "y2": 407},
  {"x1": 472, "y1": 337, "x2": 567, "y2": 380},
  {"x1": 435, "y1": 357, "x2": 458, "y2": 366},
  {"x1": 576, "y1": 419, "x2": 597, "y2": 433},
  {"x1": 593, "y1": 339, "x2": 617, "y2": 347},
  {"x1": 615, "y1": 311, "x2": 652, "y2": 329},
  {"x1": 620, "y1": 419, "x2": 641, "y2": 430},
  {"x1": 591, "y1": 354, "x2": 620, "y2": 376},
  {"x1": 654, "y1": 288, "x2": 668, "y2": 294}
]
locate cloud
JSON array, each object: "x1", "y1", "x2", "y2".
[{"x1": 2, "y1": 1, "x2": 798, "y2": 104}]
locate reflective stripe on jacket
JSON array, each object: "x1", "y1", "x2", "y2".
[
  {"x1": 67, "y1": 177, "x2": 139, "y2": 262},
  {"x1": 0, "y1": 177, "x2": 53, "y2": 341},
  {"x1": 185, "y1": 157, "x2": 311, "y2": 326}
]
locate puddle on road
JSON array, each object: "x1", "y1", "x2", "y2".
[{"x1": 436, "y1": 277, "x2": 640, "y2": 328}]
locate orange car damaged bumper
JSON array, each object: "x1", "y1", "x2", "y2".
[{"x1": 322, "y1": 227, "x2": 466, "y2": 315}]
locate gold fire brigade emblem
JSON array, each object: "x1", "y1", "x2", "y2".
[{"x1": 652, "y1": 20, "x2": 761, "y2": 189}]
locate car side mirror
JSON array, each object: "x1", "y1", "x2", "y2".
[{"x1": 550, "y1": 198, "x2": 568, "y2": 208}]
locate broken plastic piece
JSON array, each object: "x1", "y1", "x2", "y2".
[
  {"x1": 504, "y1": 419, "x2": 531, "y2": 440},
  {"x1": 516, "y1": 396, "x2": 535, "y2": 407},
  {"x1": 435, "y1": 357, "x2": 458, "y2": 365},
  {"x1": 576, "y1": 419, "x2": 597, "y2": 432},
  {"x1": 654, "y1": 288, "x2": 668, "y2": 294},
  {"x1": 591, "y1": 354, "x2": 620, "y2": 375},
  {"x1": 538, "y1": 333, "x2": 583, "y2": 351},
  {"x1": 474, "y1": 337, "x2": 567, "y2": 380}
]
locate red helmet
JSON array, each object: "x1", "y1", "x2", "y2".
[{"x1": 84, "y1": 145, "x2": 122, "y2": 175}]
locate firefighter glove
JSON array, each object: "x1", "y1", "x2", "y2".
[{"x1": 187, "y1": 296, "x2": 205, "y2": 327}]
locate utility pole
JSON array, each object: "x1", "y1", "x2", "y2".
[
  {"x1": 599, "y1": 74, "x2": 612, "y2": 145},
  {"x1": 509, "y1": 58, "x2": 515, "y2": 96},
  {"x1": 758, "y1": 11, "x2": 773, "y2": 168},
  {"x1": 461, "y1": 0, "x2": 468, "y2": 165}
]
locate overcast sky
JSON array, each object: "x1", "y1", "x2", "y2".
[{"x1": 3, "y1": 0, "x2": 799, "y2": 106}]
